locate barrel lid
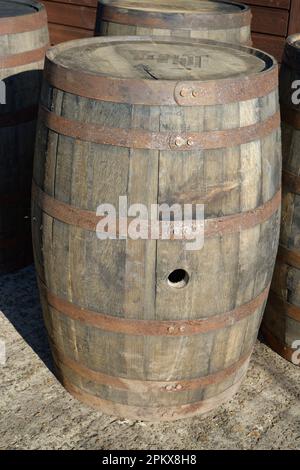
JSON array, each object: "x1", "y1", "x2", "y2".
[
  {"x1": 98, "y1": 0, "x2": 250, "y2": 29},
  {"x1": 45, "y1": 36, "x2": 277, "y2": 106},
  {"x1": 99, "y1": 0, "x2": 245, "y2": 14},
  {"x1": 283, "y1": 34, "x2": 300, "y2": 71},
  {"x1": 0, "y1": 0, "x2": 41, "y2": 17}
]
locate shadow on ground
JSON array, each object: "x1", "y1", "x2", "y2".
[{"x1": 0, "y1": 264, "x2": 53, "y2": 371}]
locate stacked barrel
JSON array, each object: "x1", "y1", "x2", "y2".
[
  {"x1": 262, "y1": 35, "x2": 300, "y2": 366},
  {"x1": 95, "y1": 0, "x2": 252, "y2": 45},
  {"x1": 0, "y1": 0, "x2": 48, "y2": 273}
]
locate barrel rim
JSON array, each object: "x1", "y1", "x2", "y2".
[
  {"x1": 97, "y1": 0, "x2": 251, "y2": 30},
  {"x1": 0, "y1": 0, "x2": 47, "y2": 35},
  {"x1": 45, "y1": 35, "x2": 277, "y2": 106},
  {"x1": 282, "y1": 34, "x2": 300, "y2": 70},
  {"x1": 98, "y1": 0, "x2": 250, "y2": 14}
]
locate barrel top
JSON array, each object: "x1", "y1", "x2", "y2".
[
  {"x1": 49, "y1": 37, "x2": 266, "y2": 81},
  {"x1": 46, "y1": 36, "x2": 276, "y2": 106},
  {"x1": 0, "y1": 0, "x2": 41, "y2": 17},
  {"x1": 98, "y1": 0, "x2": 246, "y2": 14}
]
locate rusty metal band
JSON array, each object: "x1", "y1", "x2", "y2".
[
  {"x1": 261, "y1": 325, "x2": 298, "y2": 365},
  {"x1": 268, "y1": 290, "x2": 300, "y2": 323},
  {"x1": 31, "y1": 180, "x2": 281, "y2": 238},
  {"x1": 0, "y1": 46, "x2": 48, "y2": 69},
  {"x1": 0, "y1": 105, "x2": 38, "y2": 127},
  {"x1": 39, "y1": 280, "x2": 269, "y2": 336},
  {"x1": 276, "y1": 245, "x2": 300, "y2": 270},
  {"x1": 282, "y1": 169, "x2": 300, "y2": 194},
  {"x1": 55, "y1": 373, "x2": 246, "y2": 421},
  {"x1": 50, "y1": 342, "x2": 252, "y2": 392},
  {"x1": 100, "y1": 5, "x2": 251, "y2": 29},
  {"x1": 0, "y1": 7, "x2": 47, "y2": 35},
  {"x1": 281, "y1": 104, "x2": 300, "y2": 129},
  {"x1": 39, "y1": 106, "x2": 280, "y2": 151},
  {"x1": 44, "y1": 53, "x2": 277, "y2": 106}
]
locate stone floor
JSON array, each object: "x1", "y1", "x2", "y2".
[{"x1": 0, "y1": 265, "x2": 299, "y2": 450}]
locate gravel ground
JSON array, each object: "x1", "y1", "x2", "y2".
[{"x1": 0, "y1": 265, "x2": 299, "y2": 450}]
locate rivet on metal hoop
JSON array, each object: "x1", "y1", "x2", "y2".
[
  {"x1": 175, "y1": 136, "x2": 185, "y2": 147},
  {"x1": 180, "y1": 88, "x2": 189, "y2": 97}
]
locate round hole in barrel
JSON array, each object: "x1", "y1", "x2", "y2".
[{"x1": 167, "y1": 269, "x2": 189, "y2": 289}]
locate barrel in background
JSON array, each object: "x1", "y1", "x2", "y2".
[
  {"x1": 262, "y1": 34, "x2": 300, "y2": 366},
  {"x1": 32, "y1": 37, "x2": 281, "y2": 421},
  {"x1": 0, "y1": 0, "x2": 49, "y2": 274},
  {"x1": 95, "y1": 0, "x2": 252, "y2": 45}
]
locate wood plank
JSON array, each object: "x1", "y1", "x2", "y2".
[
  {"x1": 288, "y1": 0, "x2": 300, "y2": 35},
  {"x1": 246, "y1": 0, "x2": 290, "y2": 8},
  {"x1": 49, "y1": 23, "x2": 94, "y2": 44},
  {"x1": 43, "y1": 1, "x2": 97, "y2": 30},
  {"x1": 252, "y1": 32, "x2": 285, "y2": 62},
  {"x1": 251, "y1": 6, "x2": 289, "y2": 36}
]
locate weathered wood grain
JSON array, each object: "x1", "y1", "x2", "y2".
[{"x1": 32, "y1": 37, "x2": 281, "y2": 420}]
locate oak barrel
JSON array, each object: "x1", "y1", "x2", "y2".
[
  {"x1": 33, "y1": 36, "x2": 281, "y2": 421},
  {"x1": 262, "y1": 34, "x2": 300, "y2": 366},
  {"x1": 95, "y1": 0, "x2": 252, "y2": 45},
  {"x1": 0, "y1": 0, "x2": 49, "y2": 274}
]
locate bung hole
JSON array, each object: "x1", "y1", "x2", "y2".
[{"x1": 167, "y1": 269, "x2": 189, "y2": 289}]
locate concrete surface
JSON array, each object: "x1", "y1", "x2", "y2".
[{"x1": 0, "y1": 265, "x2": 299, "y2": 450}]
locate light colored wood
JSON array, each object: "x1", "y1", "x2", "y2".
[{"x1": 32, "y1": 37, "x2": 280, "y2": 419}]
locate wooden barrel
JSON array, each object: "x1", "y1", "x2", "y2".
[
  {"x1": 0, "y1": 0, "x2": 49, "y2": 274},
  {"x1": 32, "y1": 36, "x2": 281, "y2": 421},
  {"x1": 95, "y1": 0, "x2": 252, "y2": 45},
  {"x1": 262, "y1": 34, "x2": 300, "y2": 366}
]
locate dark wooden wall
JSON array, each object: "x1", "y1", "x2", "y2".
[
  {"x1": 43, "y1": 0, "x2": 97, "y2": 44},
  {"x1": 247, "y1": 0, "x2": 300, "y2": 62},
  {"x1": 43, "y1": 0, "x2": 300, "y2": 62}
]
